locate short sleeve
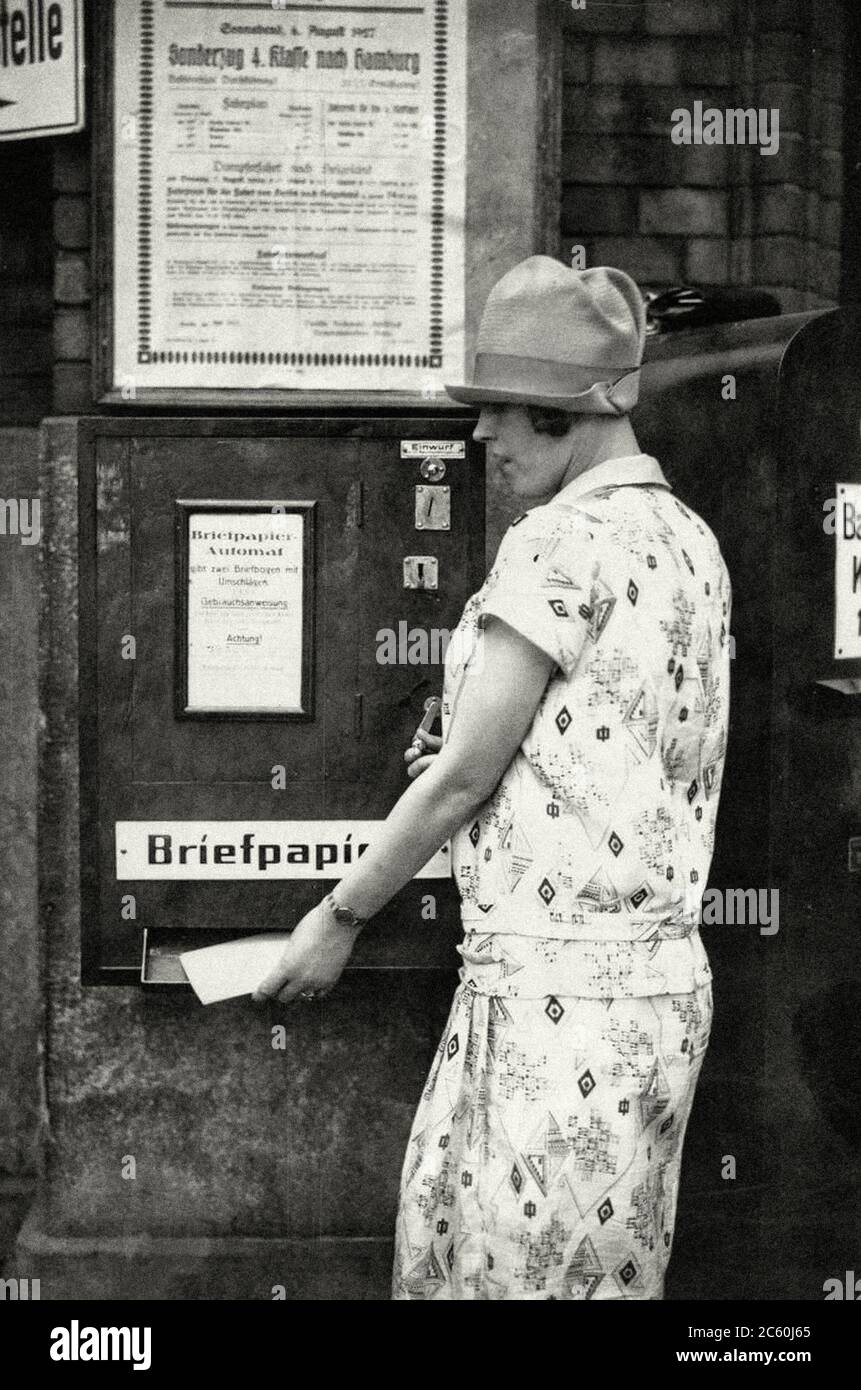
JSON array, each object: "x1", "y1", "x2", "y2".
[{"x1": 480, "y1": 509, "x2": 597, "y2": 678}]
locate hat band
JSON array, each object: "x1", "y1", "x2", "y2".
[{"x1": 473, "y1": 351, "x2": 640, "y2": 397}]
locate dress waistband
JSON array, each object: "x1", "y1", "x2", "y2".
[
  {"x1": 459, "y1": 904, "x2": 699, "y2": 942},
  {"x1": 456, "y1": 928, "x2": 712, "y2": 999}
]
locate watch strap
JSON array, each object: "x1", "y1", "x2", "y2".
[{"x1": 325, "y1": 892, "x2": 367, "y2": 931}]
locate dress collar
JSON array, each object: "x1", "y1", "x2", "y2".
[{"x1": 551, "y1": 453, "x2": 672, "y2": 507}]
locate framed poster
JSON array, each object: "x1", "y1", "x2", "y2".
[
  {"x1": 96, "y1": 0, "x2": 467, "y2": 404},
  {"x1": 175, "y1": 500, "x2": 316, "y2": 718}
]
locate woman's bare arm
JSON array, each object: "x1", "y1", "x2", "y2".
[
  {"x1": 252, "y1": 617, "x2": 555, "y2": 1002},
  {"x1": 330, "y1": 616, "x2": 555, "y2": 921}
]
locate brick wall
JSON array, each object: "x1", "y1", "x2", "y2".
[
  {"x1": 0, "y1": 143, "x2": 54, "y2": 424},
  {"x1": 0, "y1": 4, "x2": 852, "y2": 425},
  {"x1": 561, "y1": 0, "x2": 845, "y2": 310},
  {"x1": 53, "y1": 132, "x2": 92, "y2": 415},
  {"x1": 0, "y1": 129, "x2": 91, "y2": 425}
]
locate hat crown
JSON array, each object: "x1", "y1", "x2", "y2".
[
  {"x1": 476, "y1": 256, "x2": 646, "y2": 371},
  {"x1": 446, "y1": 256, "x2": 646, "y2": 413}
]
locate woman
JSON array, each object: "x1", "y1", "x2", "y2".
[{"x1": 254, "y1": 259, "x2": 731, "y2": 1300}]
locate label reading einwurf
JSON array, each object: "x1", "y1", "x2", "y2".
[{"x1": 400, "y1": 441, "x2": 466, "y2": 460}]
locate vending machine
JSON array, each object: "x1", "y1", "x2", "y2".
[{"x1": 78, "y1": 414, "x2": 485, "y2": 986}]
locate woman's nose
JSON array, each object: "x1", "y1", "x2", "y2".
[{"x1": 473, "y1": 409, "x2": 496, "y2": 442}]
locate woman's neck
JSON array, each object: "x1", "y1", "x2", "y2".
[{"x1": 558, "y1": 415, "x2": 643, "y2": 492}]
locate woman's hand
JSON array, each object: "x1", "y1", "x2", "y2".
[
  {"x1": 404, "y1": 726, "x2": 443, "y2": 779},
  {"x1": 251, "y1": 901, "x2": 361, "y2": 1005}
]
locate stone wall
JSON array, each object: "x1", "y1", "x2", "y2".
[{"x1": 0, "y1": 427, "x2": 41, "y2": 1262}]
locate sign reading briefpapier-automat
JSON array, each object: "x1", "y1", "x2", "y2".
[
  {"x1": 112, "y1": 0, "x2": 466, "y2": 394},
  {"x1": 0, "y1": 0, "x2": 84, "y2": 141}
]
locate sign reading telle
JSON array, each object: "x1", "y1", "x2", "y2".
[{"x1": 0, "y1": 0, "x2": 84, "y2": 141}]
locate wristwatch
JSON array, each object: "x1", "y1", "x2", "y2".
[{"x1": 325, "y1": 892, "x2": 367, "y2": 932}]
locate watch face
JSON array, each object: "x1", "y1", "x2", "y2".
[{"x1": 333, "y1": 904, "x2": 356, "y2": 925}]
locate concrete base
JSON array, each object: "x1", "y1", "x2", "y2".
[
  {"x1": 0, "y1": 1181, "x2": 35, "y2": 1273},
  {"x1": 13, "y1": 1205, "x2": 393, "y2": 1300}
]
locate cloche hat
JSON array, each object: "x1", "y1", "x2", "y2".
[{"x1": 446, "y1": 256, "x2": 646, "y2": 413}]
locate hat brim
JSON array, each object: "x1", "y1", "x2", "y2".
[
  {"x1": 445, "y1": 380, "x2": 634, "y2": 405},
  {"x1": 444, "y1": 382, "x2": 619, "y2": 410}
]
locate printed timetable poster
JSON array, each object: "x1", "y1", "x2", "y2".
[{"x1": 112, "y1": 0, "x2": 466, "y2": 394}]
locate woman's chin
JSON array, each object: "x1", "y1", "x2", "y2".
[{"x1": 499, "y1": 473, "x2": 530, "y2": 500}]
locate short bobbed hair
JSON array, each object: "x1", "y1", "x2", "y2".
[{"x1": 525, "y1": 405, "x2": 578, "y2": 437}]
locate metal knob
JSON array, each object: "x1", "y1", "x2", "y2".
[{"x1": 420, "y1": 457, "x2": 447, "y2": 482}]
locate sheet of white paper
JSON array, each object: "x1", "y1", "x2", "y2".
[{"x1": 180, "y1": 933, "x2": 292, "y2": 1005}]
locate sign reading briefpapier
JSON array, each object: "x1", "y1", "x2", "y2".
[
  {"x1": 112, "y1": 0, "x2": 466, "y2": 394},
  {"x1": 116, "y1": 821, "x2": 451, "y2": 879},
  {"x1": 0, "y1": 0, "x2": 84, "y2": 141}
]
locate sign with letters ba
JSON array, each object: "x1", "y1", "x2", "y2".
[
  {"x1": 0, "y1": 0, "x2": 84, "y2": 141},
  {"x1": 834, "y1": 482, "x2": 861, "y2": 660}
]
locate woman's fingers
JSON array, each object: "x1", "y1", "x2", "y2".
[
  {"x1": 251, "y1": 954, "x2": 296, "y2": 1002},
  {"x1": 276, "y1": 978, "x2": 308, "y2": 1005},
  {"x1": 415, "y1": 728, "x2": 443, "y2": 751},
  {"x1": 404, "y1": 727, "x2": 443, "y2": 765},
  {"x1": 275, "y1": 978, "x2": 336, "y2": 1005},
  {"x1": 253, "y1": 954, "x2": 333, "y2": 1006},
  {"x1": 407, "y1": 754, "x2": 437, "y2": 780},
  {"x1": 257, "y1": 973, "x2": 328, "y2": 1005}
]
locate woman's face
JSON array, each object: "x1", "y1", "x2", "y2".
[{"x1": 473, "y1": 405, "x2": 573, "y2": 505}]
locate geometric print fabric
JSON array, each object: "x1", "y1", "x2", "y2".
[
  {"x1": 392, "y1": 979, "x2": 713, "y2": 1299},
  {"x1": 443, "y1": 453, "x2": 733, "y2": 984},
  {"x1": 393, "y1": 455, "x2": 729, "y2": 1299}
]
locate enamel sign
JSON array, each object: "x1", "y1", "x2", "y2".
[{"x1": 0, "y1": 1, "x2": 84, "y2": 141}]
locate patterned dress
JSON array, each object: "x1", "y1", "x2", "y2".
[{"x1": 392, "y1": 454, "x2": 731, "y2": 1300}]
